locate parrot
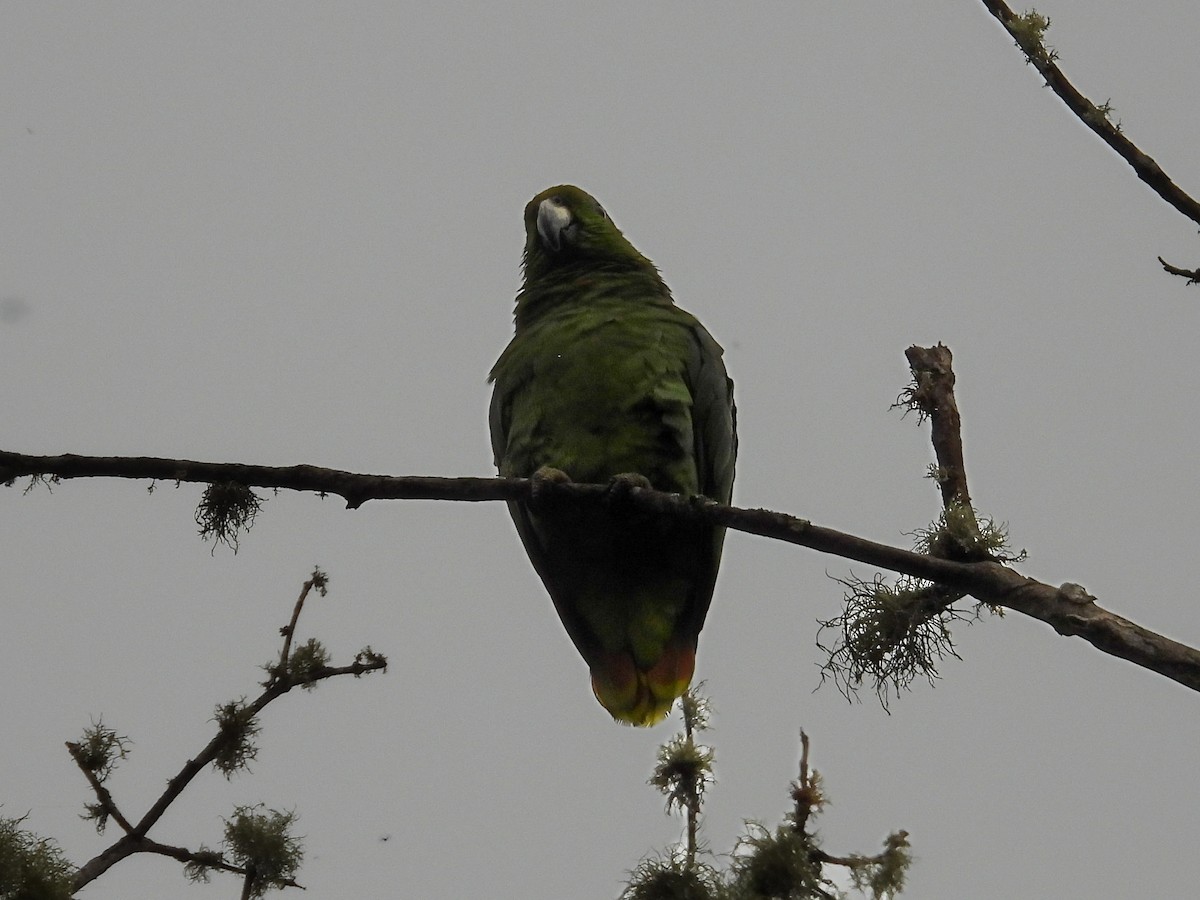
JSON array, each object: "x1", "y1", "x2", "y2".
[{"x1": 489, "y1": 185, "x2": 736, "y2": 726}]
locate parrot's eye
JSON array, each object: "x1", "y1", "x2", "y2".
[{"x1": 596, "y1": 204, "x2": 608, "y2": 220}]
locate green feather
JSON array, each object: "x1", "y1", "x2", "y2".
[{"x1": 489, "y1": 185, "x2": 736, "y2": 725}]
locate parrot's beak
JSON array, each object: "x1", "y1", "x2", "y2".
[{"x1": 537, "y1": 196, "x2": 573, "y2": 252}]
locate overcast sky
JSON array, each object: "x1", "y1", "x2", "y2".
[{"x1": 3, "y1": 3, "x2": 1199, "y2": 898}]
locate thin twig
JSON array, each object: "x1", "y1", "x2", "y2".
[
  {"x1": 792, "y1": 732, "x2": 906, "y2": 873},
  {"x1": 64, "y1": 742, "x2": 136, "y2": 835},
  {"x1": 1158, "y1": 256, "x2": 1200, "y2": 285},
  {"x1": 71, "y1": 580, "x2": 384, "y2": 891},
  {"x1": 277, "y1": 576, "x2": 318, "y2": 676},
  {"x1": 792, "y1": 729, "x2": 815, "y2": 835},
  {"x1": 683, "y1": 711, "x2": 698, "y2": 868}
]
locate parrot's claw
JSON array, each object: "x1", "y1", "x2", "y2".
[
  {"x1": 606, "y1": 472, "x2": 653, "y2": 496},
  {"x1": 530, "y1": 466, "x2": 572, "y2": 503},
  {"x1": 609, "y1": 472, "x2": 652, "y2": 491}
]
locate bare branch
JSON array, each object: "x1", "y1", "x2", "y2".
[
  {"x1": 6, "y1": 447, "x2": 1200, "y2": 695},
  {"x1": 791, "y1": 730, "x2": 820, "y2": 836},
  {"x1": 65, "y1": 741, "x2": 136, "y2": 836},
  {"x1": 1159, "y1": 256, "x2": 1200, "y2": 285},
  {"x1": 70, "y1": 576, "x2": 385, "y2": 892},
  {"x1": 786, "y1": 731, "x2": 911, "y2": 895},
  {"x1": 902, "y1": 344, "x2": 972, "y2": 515},
  {"x1": 275, "y1": 570, "x2": 328, "y2": 679},
  {"x1": 144, "y1": 839, "x2": 302, "y2": 891},
  {"x1": 0, "y1": 452, "x2": 510, "y2": 509},
  {"x1": 979, "y1": 0, "x2": 1200, "y2": 228}
]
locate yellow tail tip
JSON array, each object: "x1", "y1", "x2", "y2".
[{"x1": 590, "y1": 644, "x2": 696, "y2": 727}]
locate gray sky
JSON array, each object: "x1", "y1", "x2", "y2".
[{"x1": 3, "y1": 3, "x2": 1199, "y2": 898}]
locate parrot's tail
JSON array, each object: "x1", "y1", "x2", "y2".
[{"x1": 590, "y1": 641, "x2": 696, "y2": 727}]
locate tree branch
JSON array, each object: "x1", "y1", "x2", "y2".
[
  {"x1": 1, "y1": 453, "x2": 501, "y2": 509},
  {"x1": 980, "y1": 1, "x2": 1200, "y2": 282},
  {"x1": 903, "y1": 344, "x2": 972, "y2": 514},
  {"x1": 6, "y1": 447, "x2": 1200, "y2": 695},
  {"x1": 790, "y1": 730, "x2": 910, "y2": 893},
  {"x1": 70, "y1": 574, "x2": 385, "y2": 891},
  {"x1": 1158, "y1": 256, "x2": 1200, "y2": 285},
  {"x1": 74, "y1": 835, "x2": 303, "y2": 894},
  {"x1": 64, "y1": 741, "x2": 136, "y2": 836},
  {"x1": 277, "y1": 572, "x2": 324, "y2": 676},
  {"x1": 980, "y1": 0, "x2": 1200, "y2": 228}
]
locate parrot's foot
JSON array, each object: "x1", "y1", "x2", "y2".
[
  {"x1": 604, "y1": 472, "x2": 653, "y2": 515},
  {"x1": 607, "y1": 472, "x2": 652, "y2": 493},
  {"x1": 530, "y1": 465, "x2": 572, "y2": 503}
]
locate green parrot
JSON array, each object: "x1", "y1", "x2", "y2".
[{"x1": 489, "y1": 185, "x2": 736, "y2": 726}]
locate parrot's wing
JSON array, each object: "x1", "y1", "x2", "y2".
[
  {"x1": 685, "y1": 322, "x2": 737, "y2": 507},
  {"x1": 487, "y1": 372, "x2": 510, "y2": 473},
  {"x1": 666, "y1": 317, "x2": 736, "y2": 642}
]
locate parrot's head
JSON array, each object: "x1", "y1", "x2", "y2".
[
  {"x1": 521, "y1": 185, "x2": 655, "y2": 280},
  {"x1": 513, "y1": 185, "x2": 671, "y2": 327}
]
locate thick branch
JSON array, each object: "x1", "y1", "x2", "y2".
[
  {"x1": 6, "y1": 448, "x2": 1200, "y2": 694},
  {"x1": 903, "y1": 344, "x2": 972, "y2": 513},
  {"x1": 0, "y1": 453, "x2": 500, "y2": 509},
  {"x1": 74, "y1": 835, "x2": 301, "y2": 894}
]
